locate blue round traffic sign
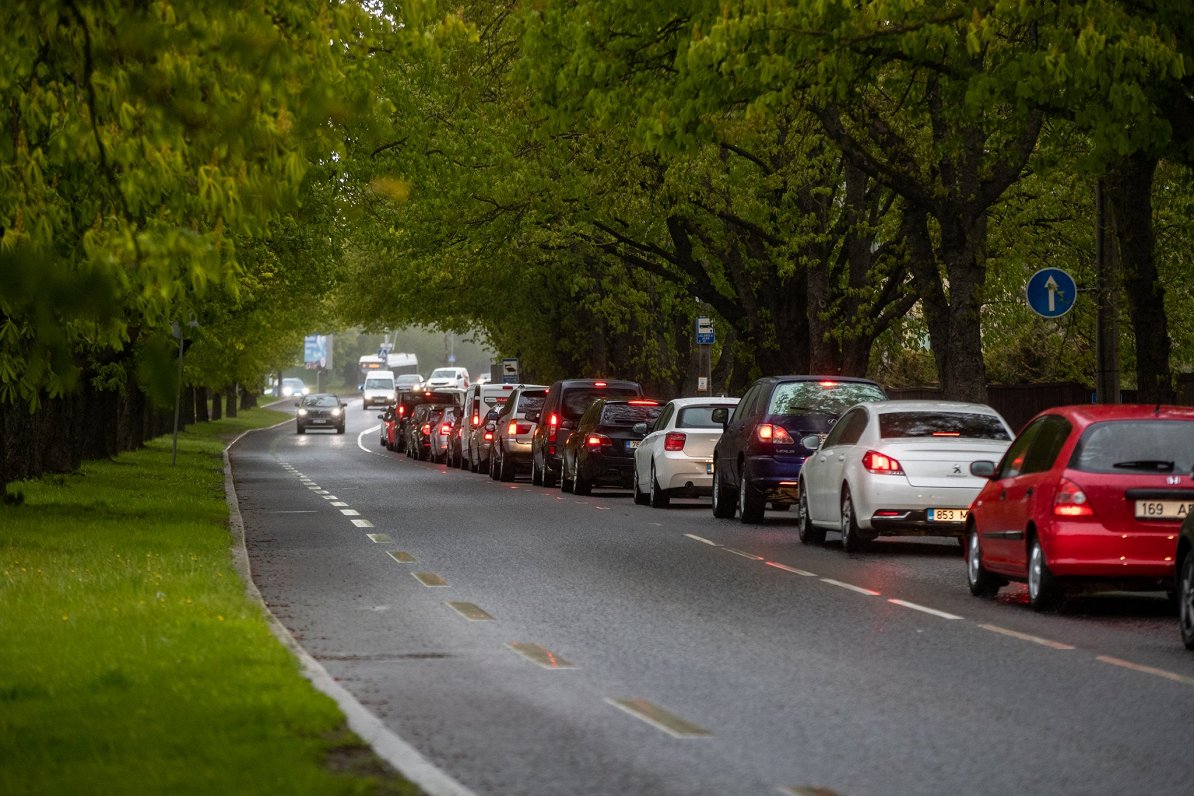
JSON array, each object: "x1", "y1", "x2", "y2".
[{"x1": 1025, "y1": 268, "x2": 1077, "y2": 319}]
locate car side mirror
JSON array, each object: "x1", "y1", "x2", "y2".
[
  {"x1": 525, "y1": 410, "x2": 540, "y2": 423},
  {"x1": 801, "y1": 435, "x2": 822, "y2": 451},
  {"x1": 711, "y1": 407, "x2": 729, "y2": 426},
  {"x1": 632, "y1": 422, "x2": 647, "y2": 435},
  {"x1": 970, "y1": 461, "x2": 997, "y2": 479},
  {"x1": 377, "y1": 414, "x2": 385, "y2": 421}
]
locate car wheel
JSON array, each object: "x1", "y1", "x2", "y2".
[
  {"x1": 542, "y1": 458, "x2": 558, "y2": 489},
  {"x1": 337, "y1": 425, "x2": 345, "y2": 434},
  {"x1": 488, "y1": 451, "x2": 500, "y2": 480},
  {"x1": 1027, "y1": 535, "x2": 1060, "y2": 611},
  {"x1": 632, "y1": 464, "x2": 649, "y2": 506},
  {"x1": 840, "y1": 487, "x2": 866, "y2": 553},
  {"x1": 573, "y1": 466, "x2": 592, "y2": 496},
  {"x1": 737, "y1": 465, "x2": 765, "y2": 524},
  {"x1": 560, "y1": 460, "x2": 573, "y2": 493},
  {"x1": 649, "y1": 463, "x2": 670, "y2": 509},
  {"x1": 966, "y1": 523, "x2": 1002, "y2": 598},
  {"x1": 797, "y1": 487, "x2": 826, "y2": 545},
  {"x1": 532, "y1": 456, "x2": 544, "y2": 486},
  {"x1": 498, "y1": 448, "x2": 514, "y2": 482},
  {"x1": 711, "y1": 463, "x2": 736, "y2": 519},
  {"x1": 1180, "y1": 553, "x2": 1194, "y2": 650}
]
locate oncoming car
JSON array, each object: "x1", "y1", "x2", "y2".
[
  {"x1": 296, "y1": 393, "x2": 346, "y2": 434},
  {"x1": 281, "y1": 378, "x2": 310, "y2": 398}
]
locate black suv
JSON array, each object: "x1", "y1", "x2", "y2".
[
  {"x1": 711, "y1": 376, "x2": 886, "y2": 523},
  {"x1": 528, "y1": 378, "x2": 644, "y2": 487},
  {"x1": 559, "y1": 398, "x2": 662, "y2": 495}
]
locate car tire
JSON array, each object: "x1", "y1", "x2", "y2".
[
  {"x1": 560, "y1": 460, "x2": 573, "y2": 493},
  {"x1": 498, "y1": 448, "x2": 514, "y2": 482},
  {"x1": 840, "y1": 487, "x2": 867, "y2": 553},
  {"x1": 966, "y1": 523, "x2": 1002, "y2": 598},
  {"x1": 1179, "y1": 552, "x2": 1194, "y2": 650},
  {"x1": 542, "y1": 458, "x2": 558, "y2": 489},
  {"x1": 296, "y1": 425, "x2": 305, "y2": 435},
  {"x1": 1027, "y1": 535, "x2": 1060, "y2": 611},
  {"x1": 632, "y1": 465, "x2": 649, "y2": 506},
  {"x1": 737, "y1": 465, "x2": 765, "y2": 524},
  {"x1": 532, "y1": 456, "x2": 544, "y2": 486},
  {"x1": 649, "y1": 464, "x2": 670, "y2": 509},
  {"x1": 711, "y1": 462, "x2": 736, "y2": 519},
  {"x1": 573, "y1": 466, "x2": 592, "y2": 496},
  {"x1": 797, "y1": 487, "x2": 826, "y2": 545},
  {"x1": 337, "y1": 425, "x2": 345, "y2": 435}
]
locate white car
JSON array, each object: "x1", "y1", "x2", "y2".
[
  {"x1": 631, "y1": 396, "x2": 741, "y2": 508},
  {"x1": 425, "y1": 366, "x2": 469, "y2": 390},
  {"x1": 280, "y1": 377, "x2": 309, "y2": 397},
  {"x1": 798, "y1": 400, "x2": 1014, "y2": 552}
]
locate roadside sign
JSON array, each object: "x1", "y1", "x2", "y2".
[
  {"x1": 501, "y1": 357, "x2": 520, "y2": 384},
  {"x1": 1026, "y1": 268, "x2": 1077, "y2": 319},
  {"x1": 696, "y1": 316, "x2": 715, "y2": 345}
]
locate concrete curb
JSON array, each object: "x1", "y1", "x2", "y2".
[{"x1": 223, "y1": 425, "x2": 476, "y2": 796}]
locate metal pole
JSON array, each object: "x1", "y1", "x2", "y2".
[{"x1": 171, "y1": 331, "x2": 183, "y2": 465}]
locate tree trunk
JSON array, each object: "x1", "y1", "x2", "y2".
[
  {"x1": 195, "y1": 386, "x2": 210, "y2": 422},
  {"x1": 1105, "y1": 154, "x2": 1172, "y2": 402},
  {"x1": 211, "y1": 391, "x2": 223, "y2": 421},
  {"x1": 224, "y1": 386, "x2": 238, "y2": 419}
]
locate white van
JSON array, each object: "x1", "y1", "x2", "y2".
[{"x1": 361, "y1": 372, "x2": 397, "y2": 408}]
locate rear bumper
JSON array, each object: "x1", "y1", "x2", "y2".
[
  {"x1": 659, "y1": 456, "x2": 715, "y2": 494},
  {"x1": 580, "y1": 456, "x2": 635, "y2": 488},
  {"x1": 1045, "y1": 522, "x2": 1179, "y2": 579},
  {"x1": 744, "y1": 455, "x2": 804, "y2": 504},
  {"x1": 868, "y1": 510, "x2": 966, "y2": 537}
]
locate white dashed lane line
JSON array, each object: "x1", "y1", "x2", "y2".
[
  {"x1": 978, "y1": 624, "x2": 1075, "y2": 650},
  {"x1": 820, "y1": 578, "x2": 881, "y2": 596},
  {"x1": 887, "y1": 599, "x2": 962, "y2": 620}
]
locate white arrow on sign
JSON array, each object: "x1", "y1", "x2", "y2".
[{"x1": 1045, "y1": 275, "x2": 1058, "y2": 313}]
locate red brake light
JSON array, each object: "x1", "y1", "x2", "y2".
[
  {"x1": 440, "y1": 423, "x2": 452, "y2": 434},
  {"x1": 862, "y1": 450, "x2": 904, "y2": 474},
  {"x1": 398, "y1": 406, "x2": 406, "y2": 416},
  {"x1": 819, "y1": 380, "x2": 839, "y2": 387},
  {"x1": 931, "y1": 431, "x2": 961, "y2": 437},
  {"x1": 586, "y1": 434, "x2": 607, "y2": 447},
  {"x1": 548, "y1": 412, "x2": 559, "y2": 442},
  {"x1": 483, "y1": 430, "x2": 494, "y2": 441},
  {"x1": 629, "y1": 400, "x2": 658, "y2": 406},
  {"x1": 471, "y1": 414, "x2": 480, "y2": 426},
  {"x1": 755, "y1": 424, "x2": 794, "y2": 444},
  {"x1": 421, "y1": 423, "x2": 431, "y2": 434},
  {"x1": 594, "y1": 381, "x2": 607, "y2": 387},
  {"x1": 508, "y1": 421, "x2": 519, "y2": 435},
  {"x1": 1054, "y1": 478, "x2": 1094, "y2": 517},
  {"x1": 664, "y1": 432, "x2": 686, "y2": 451}
]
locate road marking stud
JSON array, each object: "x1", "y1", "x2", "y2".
[
  {"x1": 508, "y1": 642, "x2": 573, "y2": 669},
  {"x1": 448, "y1": 602, "x2": 494, "y2": 621},
  {"x1": 413, "y1": 572, "x2": 447, "y2": 587},
  {"x1": 351, "y1": 519, "x2": 374, "y2": 528},
  {"x1": 366, "y1": 533, "x2": 392, "y2": 543},
  {"x1": 388, "y1": 551, "x2": 415, "y2": 563}
]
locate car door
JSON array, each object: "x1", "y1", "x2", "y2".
[
  {"x1": 980, "y1": 416, "x2": 1071, "y2": 573},
  {"x1": 807, "y1": 406, "x2": 869, "y2": 522},
  {"x1": 718, "y1": 382, "x2": 764, "y2": 487},
  {"x1": 637, "y1": 402, "x2": 674, "y2": 490}
]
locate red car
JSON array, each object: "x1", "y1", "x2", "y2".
[{"x1": 965, "y1": 404, "x2": 1194, "y2": 610}]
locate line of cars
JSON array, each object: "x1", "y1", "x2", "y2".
[{"x1": 374, "y1": 373, "x2": 1194, "y2": 650}]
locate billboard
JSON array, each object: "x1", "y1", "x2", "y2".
[{"x1": 303, "y1": 335, "x2": 331, "y2": 370}]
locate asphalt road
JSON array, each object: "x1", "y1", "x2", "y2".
[{"x1": 231, "y1": 400, "x2": 1194, "y2": 796}]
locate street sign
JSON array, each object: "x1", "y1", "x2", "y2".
[
  {"x1": 1026, "y1": 268, "x2": 1077, "y2": 319},
  {"x1": 696, "y1": 316, "x2": 715, "y2": 345},
  {"x1": 501, "y1": 357, "x2": 520, "y2": 384}
]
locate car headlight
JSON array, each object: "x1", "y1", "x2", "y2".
[
  {"x1": 298, "y1": 408, "x2": 309, "y2": 417},
  {"x1": 332, "y1": 408, "x2": 342, "y2": 417}
]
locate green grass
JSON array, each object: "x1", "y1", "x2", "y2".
[{"x1": 0, "y1": 408, "x2": 422, "y2": 796}]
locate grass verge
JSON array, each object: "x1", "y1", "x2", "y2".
[{"x1": 0, "y1": 408, "x2": 423, "y2": 796}]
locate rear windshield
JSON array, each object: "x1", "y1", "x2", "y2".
[
  {"x1": 562, "y1": 387, "x2": 640, "y2": 420},
  {"x1": 1070, "y1": 420, "x2": 1194, "y2": 473},
  {"x1": 768, "y1": 381, "x2": 886, "y2": 416},
  {"x1": 515, "y1": 393, "x2": 546, "y2": 414},
  {"x1": 879, "y1": 412, "x2": 1010, "y2": 440},
  {"x1": 600, "y1": 403, "x2": 662, "y2": 426},
  {"x1": 678, "y1": 404, "x2": 736, "y2": 429}
]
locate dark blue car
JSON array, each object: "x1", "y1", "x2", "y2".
[{"x1": 711, "y1": 376, "x2": 887, "y2": 523}]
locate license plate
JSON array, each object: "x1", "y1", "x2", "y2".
[
  {"x1": 1135, "y1": 500, "x2": 1194, "y2": 520},
  {"x1": 928, "y1": 508, "x2": 968, "y2": 523},
  {"x1": 705, "y1": 462, "x2": 714, "y2": 474},
  {"x1": 627, "y1": 440, "x2": 639, "y2": 450},
  {"x1": 311, "y1": 418, "x2": 327, "y2": 424}
]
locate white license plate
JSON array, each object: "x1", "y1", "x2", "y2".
[
  {"x1": 627, "y1": 440, "x2": 639, "y2": 449},
  {"x1": 311, "y1": 418, "x2": 327, "y2": 424},
  {"x1": 1134, "y1": 500, "x2": 1194, "y2": 520},
  {"x1": 928, "y1": 508, "x2": 968, "y2": 523}
]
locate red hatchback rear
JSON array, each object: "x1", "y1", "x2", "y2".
[{"x1": 965, "y1": 404, "x2": 1194, "y2": 610}]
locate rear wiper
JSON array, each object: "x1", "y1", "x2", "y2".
[{"x1": 1111, "y1": 460, "x2": 1175, "y2": 471}]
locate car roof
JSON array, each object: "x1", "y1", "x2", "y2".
[
  {"x1": 1033, "y1": 404, "x2": 1194, "y2": 425},
  {"x1": 763, "y1": 375, "x2": 882, "y2": 385},
  {"x1": 666, "y1": 396, "x2": 740, "y2": 408},
  {"x1": 863, "y1": 400, "x2": 1001, "y2": 415}
]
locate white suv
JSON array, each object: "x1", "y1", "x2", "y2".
[{"x1": 425, "y1": 367, "x2": 469, "y2": 390}]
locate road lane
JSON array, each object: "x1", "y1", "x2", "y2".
[{"x1": 232, "y1": 401, "x2": 1194, "y2": 796}]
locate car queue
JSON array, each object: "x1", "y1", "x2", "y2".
[{"x1": 313, "y1": 371, "x2": 1194, "y2": 652}]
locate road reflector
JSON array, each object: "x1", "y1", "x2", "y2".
[
  {"x1": 508, "y1": 642, "x2": 573, "y2": 669},
  {"x1": 448, "y1": 602, "x2": 494, "y2": 621}
]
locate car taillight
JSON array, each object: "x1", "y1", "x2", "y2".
[
  {"x1": 397, "y1": 406, "x2": 406, "y2": 416},
  {"x1": 1054, "y1": 478, "x2": 1094, "y2": 517},
  {"x1": 471, "y1": 414, "x2": 480, "y2": 426},
  {"x1": 862, "y1": 450, "x2": 904, "y2": 474},
  {"x1": 754, "y1": 424, "x2": 794, "y2": 444},
  {"x1": 664, "y1": 432, "x2": 686, "y2": 451},
  {"x1": 483, "y1": 430, "x2": 494, "y2": 441},
  {"x1": 508, "y1": 421, "x2": 519, "y2": 435},
  {"x1": 440, "y1": 423, "x2": 452, "y2": 434},
  {"x1": 421, "y1": 423, "x2": 430, "y2": 434},
  {"x1": 548, "y1": 413, "x2": 559, "y2": 442},
  {"x1": 586, "y1": 434, "x2": 609, "y2": 448}
]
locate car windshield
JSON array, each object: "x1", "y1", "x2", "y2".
[
  {"x1": 563, "y1": 387, "x2": 640, "y2": 420},
  {"x1": 678, "y1": 404, "x2": 737, "y2": 429},
  {"x1": 429, "y1": 369, "x2": 457, "y2": 378},
  {"x1": 600, "y1": 403, "x2": 662, "y2": 426},
  {"x1": 302, "y1": 395, "x2": 339, "y2": 407},
  {"x1": 364, "y1": 378, "x2": 391, "y2": 389},
  {"x1": 1070, "y1": 420, "x2": 1194, "y2": 473},
  {"x1": 396, "y1": 375, "x2": 422, "y2": 386},
  {"x1": 879, "y1": 412, "x2": 1010, "y2": 440},
  {"x1": 768, "y1": 381, "x2": 886, "y2": 416}
]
